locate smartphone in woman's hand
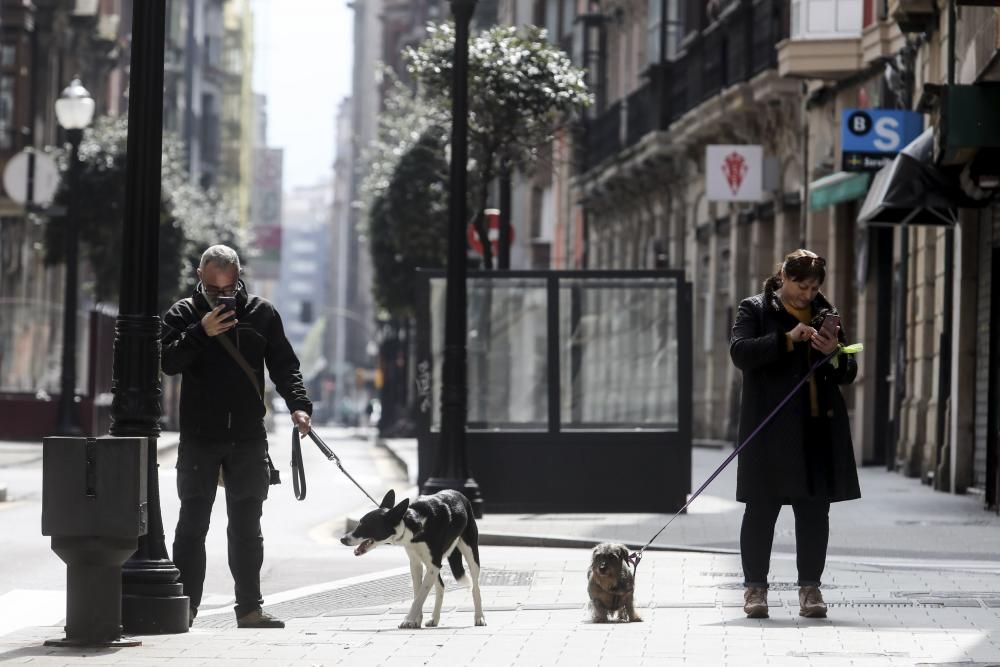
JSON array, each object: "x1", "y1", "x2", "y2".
[{"x1": 820, "y1": 314, "x2": 840, "y2": 339}]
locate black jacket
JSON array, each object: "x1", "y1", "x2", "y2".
[
  {"x1": 729, "y1": 288, "x2": 861, "y2": 504},
  {"x1": 161, "y1": 282, "x2": 312, "y2": 442}
]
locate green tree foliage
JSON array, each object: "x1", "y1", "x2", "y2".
[
  {"x1": 361, "y1": 73, "x2": 453, "y2": 320},
  {"x1": 369, "y1": 127, "x2": 450, "y2": 317},
  {"x1": 359, "y1": 72, "x2": 447, "y2": 218},
  {"x1": 405, "y1": 23, "x2": 592, "y2": 268},
  {"x1": 44, "y1": 115, "x2": 243, "y2": 310}
]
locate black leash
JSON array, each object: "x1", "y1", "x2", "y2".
[
  {"x1": 290, "y1": 428, "x2": 381, "y2": 506},
  {"x1": 627, "y1": 349, "x2": 839, "y2": 574}
]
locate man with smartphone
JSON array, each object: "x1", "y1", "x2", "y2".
[{"x1": 161, "y1": 244, "x2": 312, "y2": 629}]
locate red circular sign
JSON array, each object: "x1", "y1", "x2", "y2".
[{"x1": 467, "y1": 209, "x2": 514, "y2": 256}]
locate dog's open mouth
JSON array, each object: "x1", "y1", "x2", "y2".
[{"x1": 354, "y1": 539, "x2": 375, "y2": 556}]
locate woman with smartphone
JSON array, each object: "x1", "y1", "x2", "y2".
[{"x1": 729, "y1": 249, "x2": 860, "y2": 620}]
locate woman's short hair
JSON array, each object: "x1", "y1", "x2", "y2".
[
  {"x1": 199, "y1": 245, "x2": 241, "y2": 273},
  {"x1": 764, "y1": 249, "x2": 826, "y2": 291},
  {"x1": 781, "y1": 249, "x2": 826, "y2": 284}
]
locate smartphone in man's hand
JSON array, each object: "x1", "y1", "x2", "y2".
[{"x1": 217, "y1": 296, "x2": 237, "y2": 313}]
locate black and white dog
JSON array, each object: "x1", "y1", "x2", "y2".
[{"x1": 340, "y1": 489, "x2": 486, "y2": 629}]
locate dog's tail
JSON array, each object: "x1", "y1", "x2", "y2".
[
  {"x1": 448, "y1": 549, "x2": 466, "y2": 585},
  {"x1": 448, "y1": 495, "x2": 480, "y2": 585}
]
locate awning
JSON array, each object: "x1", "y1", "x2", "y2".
[
  {"x1": 858, "y1": 127, "x2": 987, "y2": 227},
  {"x1": 809, "y1": 171, "x2": 871, "y2": 211}
]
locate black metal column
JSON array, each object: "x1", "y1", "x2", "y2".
[
  {"x1": 498, "y1": 159, "x2": 511, "y2": 270},
  {"x1": 421, "y1": 0, "x2": 483, "y2": 518},
  {"x1": 55, "y1": 131, "x2": 83, "y2": 436},
  {"x1": 112, "y1": 0, "x2": 189, "y2": 634}
]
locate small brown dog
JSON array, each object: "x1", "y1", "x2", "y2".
[{"x1": 587, "y1": 542, "x2": 642, "y2": 623}]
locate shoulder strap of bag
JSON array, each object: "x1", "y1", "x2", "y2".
[
  {"x1": 215, "y1": 333, "x2": 263, "y2": 400},
  {"x1": 194, "y1": 302, "x2": 281, "y2": 479},
  {"x1": 190, "y1": 299, "x2": 263, "y2": 400}
]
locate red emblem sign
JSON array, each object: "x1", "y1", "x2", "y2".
[
  {"x1": 721, "y1": 151, "x2": 749, "y2": 195},
  {"x1": 467, "y1": 209, "x2": 514, "y2": 257}
]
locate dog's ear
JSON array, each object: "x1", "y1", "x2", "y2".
[
  {"x1": 387, "y1": 497, "x2": 410, "y2": 524},
  {"x1": 380, "y1": 489, "x2": 396, "y2": 509},
  {"x1": 617, "y1": 546, "x2": 630, "y2": 562}
]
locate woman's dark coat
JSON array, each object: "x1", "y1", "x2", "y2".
[{"x1": 729, "y1": 286, "x2": 861, "y2": 504}]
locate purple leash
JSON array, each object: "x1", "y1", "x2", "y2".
[{"x1": 627, "y1": 349, "x2": 839, "y2": 572}]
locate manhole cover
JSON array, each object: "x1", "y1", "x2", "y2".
[{"x1": 196, "y1": 568, "x2": 532, "y2": 629}]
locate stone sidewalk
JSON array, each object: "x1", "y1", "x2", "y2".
[
  {"x1": 2, "y1": 545, "x2": 1000, "y2": 665},
  {"x1": 4, "y1": 436, "x2": 1000, "y2": 664}
]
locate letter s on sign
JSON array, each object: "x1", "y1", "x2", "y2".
[{"x1": 872, "y1": 117, "x2": 901, "y2": 152}]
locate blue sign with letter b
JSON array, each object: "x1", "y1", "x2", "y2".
[{"x1": 841, "y1": 108, "x2": 923, "y2": 172}]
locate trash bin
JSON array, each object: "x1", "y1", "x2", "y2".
[{"x1": 41, "y1": 436, "x2": 148, "y2": 647}]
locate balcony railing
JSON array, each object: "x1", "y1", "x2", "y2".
[
  {"x1": 752, "y1": 0, "x2": 786, "y2": 74},
  {"x1": 582, "y1": 0, "x2": 788, "y2": 171},
  {"x1": 584, "y1": 100, "x2": 622, "y2": 170},
  {"x1": 626, "y1": 83, "x2": 656, "y2": 147}
]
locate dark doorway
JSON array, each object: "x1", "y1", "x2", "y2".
[{"x1": 986, "y1": 248, "x2": 1000, "y2": 509}]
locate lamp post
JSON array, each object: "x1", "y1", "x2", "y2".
[
  {"x1": 420, "y1": 0, "x2": 483, "y2": 518},
  {"x1": 54, "y1": 78, "x2": 94, "y2": 436},
  {"x1": 113, "y1": 0, "x2": 190, "y2": 634}
]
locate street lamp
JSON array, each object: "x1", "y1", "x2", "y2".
[
  {"x1": 420, "y1": 0, "x2": 483, "y2": 518},
  {"x1": 112, "y1": 0, "x2": 190, "y2": 634},
  {"x1": 54, "y1": 78, "x2": 94, "y2": 436}
]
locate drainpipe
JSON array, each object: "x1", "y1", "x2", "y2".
[
  {"x1": 935, "y1": 0, "x2": 956, "y2": 489},
  {"x1": 799, "y1": 81, "x2": 809, "y2": 248}
]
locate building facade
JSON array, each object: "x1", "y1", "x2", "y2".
[
  {"x1": 0, "y1": 0, "x2": 133, "y2": 437},
  {"x1": 0, "y1": 0, "x2": 257, "y2": 439},
  {"x1": 498, "y1": 0, "x2": 1000, "y2": 504},
  {"x1": 248, "y1": 92, "x2": 282, "y2": 302}
]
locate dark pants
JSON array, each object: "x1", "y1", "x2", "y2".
[
  {"x1": 740, "y1": 499, "x2": 830, "y2": 588},
  {"x1": 172, "y1": 439, "x2": 270, "y2": 618}
]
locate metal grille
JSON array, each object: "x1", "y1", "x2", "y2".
[{"x1": 715, "y1": 582, "x2": 848, "y2": 591}]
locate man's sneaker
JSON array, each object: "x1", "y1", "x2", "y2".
[
  {"x1": 743, "y1": 586, "x2": 768, "y2": 619},
  {"x1": 236, "y1": 609, "x2": 285, "y2": 629},
  {"x1": 799, "y1": 586, "x2": 828, "y2": 618}
]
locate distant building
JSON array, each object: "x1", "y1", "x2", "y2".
[
  {"x1": 220, "y1": 0, "x2": 253, "y2": 228},
  {"x1": 278, "y1": 181, "x2": 333, "y2": 360},
  {"x1": 248, "y1": 93, "x2": 282, "y2": 302}
]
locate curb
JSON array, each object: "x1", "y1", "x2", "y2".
[
  {"x1": 343, "y1": 511, "x2": 740, "y2": 556},
  {"x1": 693, "y1": 439, "x2": 730, "y2": 449},
  {"x1": 367, "y1": 439, "x2": 741, "y2": 555},
  {"x1": 375, "y1": 437, "x2": 411, "y2": 478},
  {"x1": 475, "y1": 531, "x2": 741, "y2": 555}
]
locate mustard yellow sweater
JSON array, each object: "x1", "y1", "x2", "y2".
[{"x1": 783, "y1": 301, "x2": 820, "y2": 417}]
